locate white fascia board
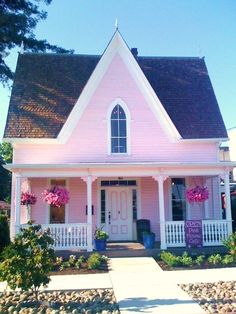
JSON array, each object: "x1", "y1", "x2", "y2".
[
  {"x1": 4, "y1": 161, "x2": 236, "y2": 171},
  {"x1": 3, "y1": 138, "x2": 60, "y2": 146},
  {"x1": 178, "y1": 138, "x2": 229, "y2": 144},
  {"x1": 57, "y1": 30, "x2": 181, "y2": 144}
]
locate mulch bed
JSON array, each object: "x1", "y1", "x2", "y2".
[
  {"x1": 156, "y1": 260, "x2": 236, "y2": 271},
  {"x1": 50, "y1": 262, "x2": 109, "y2": 276}
]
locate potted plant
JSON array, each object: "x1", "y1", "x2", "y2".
[
  {"x1": 142, "y1": 231, "x2": 155, "y2": 249},
  {"x1": 94, "y1": 228, "x2": 109, "y2": 251}
]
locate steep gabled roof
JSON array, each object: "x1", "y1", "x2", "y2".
[{"x1": 4, "y1": 51, "x2": 227, "y2": 140}]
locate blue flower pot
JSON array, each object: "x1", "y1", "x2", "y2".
[
  {"x1": 94, "y1": 239, "x2": 107, "y2": 251},
  {"x1": 142, "y1": 233, "x2": 155, "y2": 249}
]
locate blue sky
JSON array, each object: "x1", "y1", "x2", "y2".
[{"x1": 1, "y1": 0, "x2": 236, "y2": 140}]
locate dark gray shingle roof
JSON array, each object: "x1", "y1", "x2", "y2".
[{"x1": 4, "y1": 53, "x2": 227, "y2": 139}]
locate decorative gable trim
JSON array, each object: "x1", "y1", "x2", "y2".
[{"x1": 57, "y1": 31, "x2": 182, "y2": 144}]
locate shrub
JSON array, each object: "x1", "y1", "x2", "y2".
[
  {"x1": 208, "y1": 254, "x2": 222, "y2": 265},
  {"x1": 75, "y1": 255, "x2": 86, "y2": 269},
  {"x1": 0, "y1": 215, "x2": 10, "y2": 254},
  {"x1": 160, "y1": 251, "x2": 179, "y2": 267},
  {"x1": 68, "y1": 254, "x2": 76, "y2": 266},
  {"x1": 195, "y1": 255, "x2": 205, "y2": 266},
  {"x1": 179, "y1": 251, "x2": 193, "y2": 267},
  {"x1": 87, "y1": 253, "x2": 102, "y2": 269},
  {"x1": 223, "y1": 232, "x2": 236, "y2": 257},
  {"x1": 222, "y1": 254, "x2": 234, "y2": 265},
  {"x1": 0, "y1": 223, "x2": 55, "y2": 301}
]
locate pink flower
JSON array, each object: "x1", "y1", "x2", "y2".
[
  {"x1": 21, "y1": 192, "x2": 37, "y2": 206},
  {"x1": 42, "y1": 186, "x2": 69, "y2": 207},
  {"x1": 186, "y1": 186, "x2": 209, "y2": 203}
]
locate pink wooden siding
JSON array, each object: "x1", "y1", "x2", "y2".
[
  {"x1": 14, "y1": 53, "x2": 218, "y2": 164},
  {"x1": 140, "y1": 177, "x2": 160, "y2": 240},
  {"x1": 29, "y1": 178, "x2": 98, "y2": 225}
]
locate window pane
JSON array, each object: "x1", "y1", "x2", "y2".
[
  {"x1": 132, "y1": 189, "x2": 137, "y2": 220},
  {"x1": 119, "y1": 120, "x2": 126, "y2": 137},
  {"x1": 118, "y1": 105, "x2": 126, "y2": 119},
  {"x1": 101, "y1": 190, "x2": 106, "y2": 223},
  {"x1": 111, "y1": 120, "x2": 118, "y2": 136},
  {"x1": 111, "y1": 138, "x2": 119, "y2": 153},
  {"x1": 50, "y1": 205, "x2": 65, "y2": 223},
  {"x1": 111, "y1": 105, "x2": 119, "y2": 119},
  {"x1": 171, "y1": 178, "x2": 186, "y2": 221},
  {"x1": 119, "y1": 138, "x2": 127, "y2": 153}
]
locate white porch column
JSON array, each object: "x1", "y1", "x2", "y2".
[
  {"x1": 86, "y1": 175, "x2": 93, "y2": 252},
  {"x1": 224, "y1": 170, "x2": 233, "y2": 234},
  {"x1": 153, "y1": 175, "x2": 168, "y2": 250},
  {"x1": 15, "y1": 174, "x2": 21, "y2": 236}
]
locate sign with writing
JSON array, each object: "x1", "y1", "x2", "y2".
[{"x1": 185, "y1": 220, "x2": 203, "y2": 248}]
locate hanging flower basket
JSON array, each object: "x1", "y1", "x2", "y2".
[
  {"x1": 186, "y1": 186, "x2": 209, "y2": 203},
  {"x1": 21, "y1": 191, "x2": 37, "y2": 206},
  {"x1": 42, "y1": 186, "x2": 69, "y2": 207}
]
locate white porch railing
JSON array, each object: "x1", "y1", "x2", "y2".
[
  {"x1": 165, "y1": 220, "x2": 231, "y2": 247},
  {"x1": 21, "y1": 223, "x2": 90, "y2": 250}
]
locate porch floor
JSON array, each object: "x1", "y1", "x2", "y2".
[{"x1": 55, "y1": 241, "x2": 227, "y2": 258}]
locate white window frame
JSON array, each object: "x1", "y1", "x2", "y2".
[{"x1": 107, "y1": 98, "x2": 131, "y2": 155}]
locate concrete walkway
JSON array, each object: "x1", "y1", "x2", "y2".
[
  {"x1": 1, "y1": 257, "x2": 236, "y2": 313},
  {"x1": 109, "y1": 257, "x2": 205, "y2": 313}
]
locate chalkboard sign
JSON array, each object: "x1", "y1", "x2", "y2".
[{"x1": 185, "y1": 220, "x2": 202, "y2": 248}]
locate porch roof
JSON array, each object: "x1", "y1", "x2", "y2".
[{"x1": 4, "y1": 161, "x2": 236, "y2": 177}]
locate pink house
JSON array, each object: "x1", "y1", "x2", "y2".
[{"x1": 3, "y1": 31, "x2": 235, "y2": 251}]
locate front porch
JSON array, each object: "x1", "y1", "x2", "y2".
[{"x1": 9, "y1": 161, "x2": 234, "y2": 252}]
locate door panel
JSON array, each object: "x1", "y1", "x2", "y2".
[{"x1": 107, "y1": 188, "x2": 132, "y2": 241}]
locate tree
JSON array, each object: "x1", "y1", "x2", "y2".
[
  {"x1": 0, "y1": 142, "x2": 12, "y2": 202},
  {"x1": 0, "y1": 0, "x2": 73, "y2": 86},
  {"x1": 0, "y1": 223, "x2": 55, "y2": 301}
]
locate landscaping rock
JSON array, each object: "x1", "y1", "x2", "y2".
[
  {"x1": 0, "y1": 289, "x2": 120, "y2": 314},
  {"x1": 180, "y1": 281, "x2": 236, "y2": 313}
]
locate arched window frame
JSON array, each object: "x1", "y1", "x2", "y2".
[{"x1": 107, "y1": 98, "x2": 131, "y2": 155}]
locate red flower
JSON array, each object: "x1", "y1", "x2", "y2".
[{"x1": 21, "y1": 192, "x2": 37, "y2": 206}]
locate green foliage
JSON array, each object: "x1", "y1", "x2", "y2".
[
  {"x1": 75, "y1": 255, "x2": 86, "y2": 269},
  {"x1": 0, "y1": 143, "x2": 13, "y2": 163},
  {"x1": 195, "y1": 255, "x2": 205, "y2": 266},
  {"x1": 0, "y1": 223, "x2": 55, "y2": 300},
  {"x1": 223, "y1": 232, "x2": 236, "y2": 257},
  {"x1": 222, "y1": 254, "x2": 234, "y2": 265},
  {"x1": 68, "y1": 254, "x2": 76, "y2": 266},
  {"x1": 0, "y1": 215, "x2": 10, "y2": 254},
  {"x1": 160, "y1": 251, "x2": 179, "y2": 267},
  {"x1": 87, "y1": 253, "x2": 103, "y2": 269},
  {"x1": 94, "y1": 228, "x2": 109, "y2": 240},
  {"x1": 0, "y1": 143, "x2": 12, "y2": 202},
  {"x1": 178, "y1": 251, "x2": 193, "y2": 267},
  {"x1": 207, "y1": 254, "x2": 222, "y2": 265},
  {"x1": 0, "y1": 0, "x2": 73, "y2": 86}
]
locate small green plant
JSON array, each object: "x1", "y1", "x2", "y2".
[
  {"x1": 0, "y1": 223, "x2": 55, "y2": 301},
  {"x1": 208, "y1": 254, "x2": 222, "y2": 265},
  {"x1": 94, "y1": 228, "x2": 109, "y2": 240},
  {"x1": 87, "y1": 253, "x2": 103, "y2": 269},
  {"x1": 160, "y1": 251, "x2": 179, "y2": 267},
  {"x1": 55, "y1": 256, "x2": 63, "y2": 266},
  {"x1": 195, "y1": 255, "x2": 205, "y2": 266},
  {"x1": 222, "y1": 254, "x2": 234, "y2": 265},
  {"x1": 0, "y1": 215, "x2": 10, "y2": 254},
  {"x1": 68, "y1": 254, "x2": 76, "y2": 266},
  {"x1": 223, "y1": 232, "x2": 236, "y2": 257},
  {"x1": 179, "y1": 251, "x2": 193, "y2": 267}
]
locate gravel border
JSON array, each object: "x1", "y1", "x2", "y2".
[
  {"x1": 0, "y1": 289, "x2": 120, "y2": 314},
  {"x1": 180, "y1": 281, "x2": 236, "y2": 313}
]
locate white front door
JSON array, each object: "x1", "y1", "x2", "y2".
[{"x1": 107, "y1": 188, "x2": 132, "y2": 241}]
